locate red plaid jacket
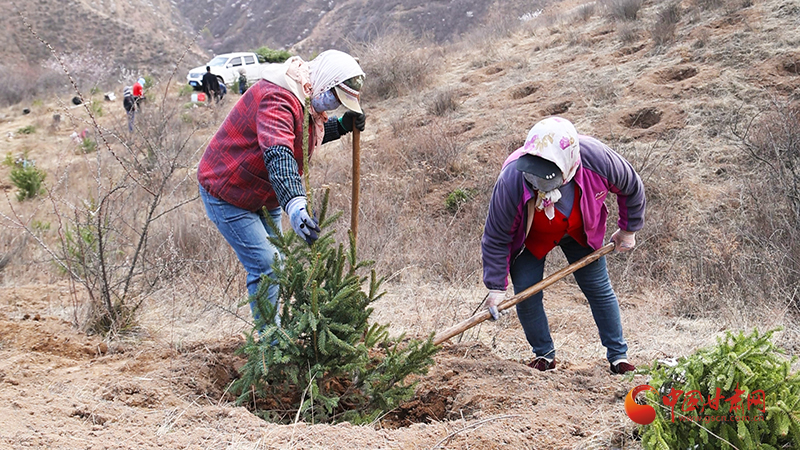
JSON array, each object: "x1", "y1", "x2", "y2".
[{"x1": 197, "y1": 79, "x2": 315, "y2": 212}]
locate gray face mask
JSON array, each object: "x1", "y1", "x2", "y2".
[
  {"x1": 311, "y1": 89, "x2": 341, "y2": 113},
  {"x1": 523, "y1": 172, "x2": 564, "y2": 192}
]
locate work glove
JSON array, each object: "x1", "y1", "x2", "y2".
[
  {"x1": 486, "y1": 290, "x2": 505, "y2": 321},
  {"x1": 610, "y1": 229, "x2": 636, "y2": 253},
  {"x1": 338, "y1": 111, "x2": 366, "y2": 134},
  {"x1": 286, "y1": 197, "x2": 321, "y2": 245}
]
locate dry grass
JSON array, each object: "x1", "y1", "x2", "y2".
[
  {"x1": 427, "y1": 88, "x2": 461, "y2": 116},
  {"x1": 616, "y1": 23, "x2": 641, "y2": 45},
  {"x1": 351, "y1": 31, "x2": 440, "y2": 101},
  {"x1": 604, "y1": 0, "x2": 644, "y2": 21},
  {"x1": 650, "y1": 3, "x2": 682, "y2": 47},
  {"x1": 575, "y1": 3, "x2": 597, "y2": 22},
  {"x1": 0, "y1": 63, "x2": 63, "y2": 107}
]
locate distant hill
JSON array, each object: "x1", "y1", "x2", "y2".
[
  {"x1": 3, "y1": 0, "x2": 203, "y2": 79},
  {"x1": 2, "y1": 0, "x2": 550, "y2": 84},
  {"x1": 172, "y1": 0, "x2": 550, "y2": 55}
]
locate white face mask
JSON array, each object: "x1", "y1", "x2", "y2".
[
  {"x1": 523, "y1": 172, "x2": 563, "y2": 192},
  {"x1": 310, "y1": 89, "x2": 340, "y2": 112}
]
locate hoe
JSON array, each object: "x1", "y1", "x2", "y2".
[{"x1": 433, "y1": 242, "x2": 616, "y2": 345}]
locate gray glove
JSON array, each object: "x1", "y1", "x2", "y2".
[
  {"x1": 286, "y1": 197, "x2": 321, "y2": 245},
  {"x1": 611, "y1": 229, "x2": 636, "y2": 253},
  {"x1": 486, "y1": 290, "x2": 505, "y2": 321}
]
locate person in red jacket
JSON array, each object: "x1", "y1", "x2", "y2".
[{"x1": 197, "y1": 50, "x2": 366, "y2": 323}]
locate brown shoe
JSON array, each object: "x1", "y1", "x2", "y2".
[
  {"x1": 528, "y1": 357, "x2": 556, "y2": 371},
  {"x1": 610, "y1": 360, "x2": 636, "y2": 375}
]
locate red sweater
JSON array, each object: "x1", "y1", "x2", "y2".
[
  {"x1": 525, "y1": 189, "x2": 587, "y2": 259},
  {"x1": 197, "y1": 80, "x2": 314, "y2": 212}
]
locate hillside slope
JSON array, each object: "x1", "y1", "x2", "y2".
[
  {"x1": 0, "y1": 0, "x2": 799, "y2": 448},
  {"x1": 3, "y1": 0, "x2": 203, "y2": 76}
]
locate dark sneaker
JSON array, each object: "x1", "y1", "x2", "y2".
[
  {"x1": 610, "y1": 360, "x2": 636, "y2": 375},
  {"x1": 528, "y1": 357, "x2": 556, "y2": 371}
]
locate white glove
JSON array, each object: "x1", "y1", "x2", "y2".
[
  {"x1": 611, "y1": 229, "x2": 636, "y2": 253},
  {"x1": 286, "y1": 197, "x2": 321, "y2": 245},
  {"x1": 486, "y1": 290, "x2": 505, "y2": 321}
]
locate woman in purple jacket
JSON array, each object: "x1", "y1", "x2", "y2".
[{"x1": 481, "y1": 117, "x2": 645, "y2": 374}]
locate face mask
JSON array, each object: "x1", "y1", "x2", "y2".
[
  {"x1": 311, "y1": 89, "x2": 340, "y2": 112},
  {"x1": 524, "y1": 171, "x2": 563, "y2": 192}
]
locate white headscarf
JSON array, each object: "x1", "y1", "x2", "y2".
[
  {"x1": 521, "y1": 117, "x2": 581, "y2": 219},
  {"x1": 260, "y1": 50, "x2": 364, "y2": 148},
  {"x1": 308, "y1": 50, "x2": 364, "y2": 99}
]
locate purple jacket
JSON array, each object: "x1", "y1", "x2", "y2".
[{"x1": 482, "y1": 135, "x2": 646, "y2": 291}]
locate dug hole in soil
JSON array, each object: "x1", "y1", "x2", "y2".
[{"x1": 0, "y1": 281, "x2": 695, "y2": 449}]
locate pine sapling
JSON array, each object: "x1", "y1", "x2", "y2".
[
  {"x1": 232, "y1": 189, "x2": 438, "y2": 424},
  {"x1": 640, "y1": 328, "x2": 800, "y2": 450}
]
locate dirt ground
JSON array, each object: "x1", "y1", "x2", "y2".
[
  {"x1": 1, "y1": 0, "x2": 800, "y2": 448},
  {"x1": 0, "y1": 278, "x2": 749, "y2": 450}
]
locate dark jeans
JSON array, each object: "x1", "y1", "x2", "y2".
[{"x1": 509, "y1": 236, "x2": 628, "y2": 363}]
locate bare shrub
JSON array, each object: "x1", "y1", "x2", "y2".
[
  {"x1": 609, "y1": 103, "x2": 800, "y2": 318},
  {"x1": 575, "y1": 3, "x2": 597, "y2": 21},
  {"x1": 651, "y1": 3, "x2": 682, "y2": 47},
  {"x1": 695, "y1": 0, "x2": 724, "y2": 10},
  {"x1": 567, "y1": 30, "x2": 589, "y2": 47},
  {"x1": 617, "y1": 23, "x2": 641, "y2": 44},
  {"x1": 1, "y1": 18, "x2": 206, "y2": 335},
  {"x1": 427, "y1": 88, "x2": 461, "y2": 116},
  {"x1": 581, "y1": 75, "x2": 619, "y2": 107},
  {"x1": 458, "y1": 3, "x2": 528, "y2": 49},
  {"x1": 605, "y1": 0, "x2": 644, "y2": 21},
  {"x1": 733, "y1": 101, "x2": 800, "y2": 226},
  {"x1": 352, "y1": 31, "x2": 438, "y2": 101},
  {"x1": 0, "y1": 63, "x2": 64, "y2": 107},
  {"x1": 404, "y1": 118, "x2": 466, "y2": 182},
  {"x1": 41, "y1": 101, "x2": 204, "y2": 335}
]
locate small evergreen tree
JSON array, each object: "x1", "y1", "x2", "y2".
[
  {"x1": 253, "y1": 46, "x2": 293, "y2": 64},
  {"x1": 9, "y1": 156, "x2": 46, "y2": 201},
  {"x1": 641, "y1": 328, "x2": 800, "y2": 449},
  {"x1": 232, "y1": 190, "x2": 438, "y2": 424}
]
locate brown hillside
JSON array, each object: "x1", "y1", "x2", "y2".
[
  {"x1": 2, "y1": 0, "x2": 202, "y2": 74},
  {"x1": 1, "y1": 0, "x2": 799, "y2": 448}
]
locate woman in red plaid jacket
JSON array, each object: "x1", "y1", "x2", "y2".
[{"x1": 197, "y1": 50, "x2": 366, "y2": 323}]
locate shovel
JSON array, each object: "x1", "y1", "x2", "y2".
[{"x1": 432, "y1": 242, "x2": 616, "y2": 345}]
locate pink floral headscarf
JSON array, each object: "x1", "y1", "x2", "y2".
[{"x1": 521, "y1": 117, "x2": 581, "y2": 219}]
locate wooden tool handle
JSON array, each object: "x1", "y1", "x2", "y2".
[
  {"x1": 351, "y1": 128, "x2": 361, "y2": 240},
  {"x1": 432, "y1": 242, "x2": 616, "y2": 345}
]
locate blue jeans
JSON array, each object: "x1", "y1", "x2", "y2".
[
  {"x1": 199, "y1": 184, "x2": 282, "y2": 323},
  {"x1": 509, "y1": 236, "x2": 628, "y2": 363}
]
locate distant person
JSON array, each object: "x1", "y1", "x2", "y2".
[
  {"x1": 481, "y1": 117, "x2": 646, "y2": 375},
  {"x1": 218, "y1": 82, "x2": 227, "y2": 102},
  {"x1": 197, "y1": 50, "x2": 366, "y2": 323},
  {"x1": 122, "y1": 85, "x2": 136, "y2": 132},
  {"x1": 201, "y1": 66, "x2": 221, "y2": 105},
  {"x1": 238, "y1": 68, "x2": 247, "y2": 95},
  {"x1": 133, "y1": 77, "x2": 145, "y2": 111}
]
